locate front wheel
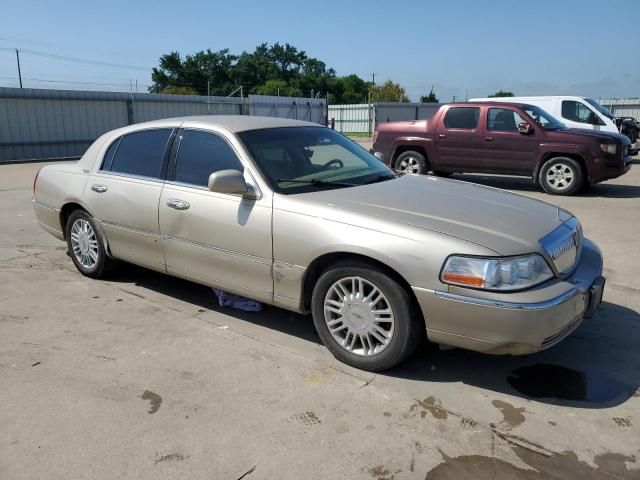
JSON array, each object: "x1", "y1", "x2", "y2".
[
  {"x1": 66, "y1": 210, "x2": 117, "y2": 278},
  {"x1": 311, "y1": 262, "x2": 423, "y2": 371},
  {"x1": 394, "y1": 150, "x2": 428, "y2": 175},
  {"x1": 539, "y1": 157, "x2": 584, "y2": 196}
]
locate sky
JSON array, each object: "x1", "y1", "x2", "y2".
[{"x1": 0, "y1": 0, "x2": 638, "y2": 101}]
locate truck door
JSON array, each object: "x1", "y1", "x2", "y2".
[
  {"x1": 434, "y1": 106, "x2": 483, "y2": 172},
  {"x1": 481, "y1": 107, "x2": 538, "y2": 175}
]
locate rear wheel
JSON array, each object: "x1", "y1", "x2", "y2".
[
  {"x1": 311, "y1": 262, "x2": 423, "y2": 371},
  {"x1": 539, "y1": 157, "x2": 584, "y2": 196},
  {"x1": 66, "y1": 210, "x2": 116, "y2": 278},
  {"x1": 394, "y1": 150, "x2": 428, "y2": 175}
]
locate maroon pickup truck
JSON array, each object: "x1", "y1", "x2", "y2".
[{"x1": 371, "y1": 102, "x2": 633, "y2": 195}]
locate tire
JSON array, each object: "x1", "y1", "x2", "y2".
[
  {"x1": 538, "y1": 157, "x2": 584, "y2": 196},
  {"x1": 432, "y1": 170, "x2": 452, "y2": 178},
  {"x1": 394, "y1": 150, "x2": 428, "y2": 175},
  {"x1": 65, "y1": 210, "x2": 117, "y2": 278},
  {"x1": 311, "y1": 261, "x2": 423, "y2": 371}
]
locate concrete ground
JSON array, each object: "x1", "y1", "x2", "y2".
[{"x1": 1, "y1": 155, "x2": 639, "y2": 479}]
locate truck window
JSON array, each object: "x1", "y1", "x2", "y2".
[
  {"x1": 488, "y1": 108, "x2": 526, "y2": 132},
  {"x1": 443, "y1": 107, "x2": 480, "y2": 129},
  {"x1": 561, "y1": 101, "x2": 604, "y2": 126}
]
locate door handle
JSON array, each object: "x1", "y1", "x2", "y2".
[
  {"x1": 438, "y1": 134, "x2": 446, "y2": 139},
  {"x1": 485, "y1": 136, "x2": 495, "y2": 142},
  {"x1": 166, "y1": 198, "x2": 190, "y2": 210},
  {"x1": 91, "y1": 184, "x2": 108, "y2": 193}
]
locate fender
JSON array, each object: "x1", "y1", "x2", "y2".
[
  {"x1": 533, "y1": 143, "x2": 590, "y2": 182},
  {"x1": 389, "y1": 136, "x2": 435, "y2": 165}
]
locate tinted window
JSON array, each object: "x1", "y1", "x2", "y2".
[
  {"x1": 109, "y1": 129, "x2": 172, "y2": 178},
  {"x1": 444, "y1": 107, "x2": 480, "y2": 129},
  {"x1": 488, "y1": 108, "x2": 526, "y2": 132},
  {"x1": 174, "y1": 130, "x2": 243, "y2": 187},
  {"x1": 561, "y1": 101, "x2": 603, "y2": 125}
]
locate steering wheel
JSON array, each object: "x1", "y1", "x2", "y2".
[{"x1": 323, "y1": 159, "x2": 343, "y2": 169}]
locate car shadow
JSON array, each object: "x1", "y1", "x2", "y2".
[
  {"x1": 109, "y1": 263, "x2": 639, "y2": 409},
  {"x1": 450, "y1": 173, "x2": 640, "y2": 199}
]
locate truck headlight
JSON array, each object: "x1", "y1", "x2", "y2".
[
  {"x1": 441, "y1": 254, "x2": 553, "y2": 291},
  {"x1": 600, "y1": 143, "x2": 617, "y2": 154}
]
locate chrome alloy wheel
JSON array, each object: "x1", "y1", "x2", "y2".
[
  {"x1": 70, "y1": 218, "x2": 99, "y2": 270},
  {"x1": 546, "y1": 162, "x2": 575, "y2": 191},
  {"x1": 398, "y1": 156, "x2": 420, "y2": 174},
  {"x1": 323, "y1": 276, "x2": 395, "y2": 356}
]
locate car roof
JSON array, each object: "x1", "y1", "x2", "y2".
[{"x1": 124, "y1": 115, "x2": 322, "y2": 133}]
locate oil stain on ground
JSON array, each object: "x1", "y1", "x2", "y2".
[
  {"x1": 141, "y1": 390, "x2": 162, "y2": 414},
  {"x1": 491, "y1": 399, "x2": 526, "y2": 430},
  {"x1": 425, "y1": 446, "x2": 638, "y2": 479},
  {"x1": 507, "y1": 364, "x2": 632, "y2": 403},
  {"x1": 407, "y1": 396, "x2": 448, "y2": 420}
]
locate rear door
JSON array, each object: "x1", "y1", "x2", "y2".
[
  {"x1": 85, "y1": 128, "x2": 175, "y2": 270},
  {"x1": 158, "y1": 128, "x2": 273, "y2": 302},
  {"x1": 434, "y1": 106, "x2": 483, "y2": 172},
  {"x1": 482, "y1": 107, "x2": 538, "y2": 175}
]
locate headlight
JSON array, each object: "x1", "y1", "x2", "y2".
[
  {"x1": 441, "y1": 254, "x2": 553, "y2": 291},
  {"x1": 600, "y1": 143, "x2": 617, "y2": 154}
]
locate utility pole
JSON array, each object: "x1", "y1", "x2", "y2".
[
  {"x1": 371, "y1": 72, "x2": 377, "y2": 85},
  {"x1": 207, "y1": 80, "x2": 211, "y2": 114},
  {"x1": 452, "y1": 95, "x2": 456, "y2": 102},
  {"x1": 15, "y1": 49, "x2": 23, "y2": 88}
]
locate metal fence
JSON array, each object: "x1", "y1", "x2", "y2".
[
  {"x1": 327, "y1": 102, "x2": 442, "y2": 136},
  {"x1": 599, "y1": 98, "x2": 640, "y2": 119},
  {"x1": 0, "y1": 87, "x2": 327, "y2": 162}
]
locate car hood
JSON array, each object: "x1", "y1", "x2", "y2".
[
  {"x1": 291, "y1": 175, "x2": 572, "y2": 256},
  {"x1": 550, "y1": 127, "x2": 630, "y2": 144}
]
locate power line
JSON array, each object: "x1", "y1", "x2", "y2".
[{"x1": 0, "y1": 47, "x2": 152, "y2": 71}]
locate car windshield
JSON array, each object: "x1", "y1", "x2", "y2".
[
  {"x1": 237, "y1": 126, "x2": 396, "y2": 194},
  {"x1": 585, "y1": 98, "x2": 614, "y2": 119},
  {"x1": 521, "y1": 104, "x2": 566, "y2": 130}
]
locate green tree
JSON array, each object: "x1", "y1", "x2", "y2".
[
  {"x1": 161, "y1": 85, "x2": 198, "y2": 95},
  {"x1": 331, "y1": 74, "x2": 371, "y2": 104},
  {"x1": 420, "y1": 87, "x2": 438, "y2": 103},
  {"x1": 488, "y1": 90, "x2": 514, "y2": 97},
  {"x1": 255, "y1": 79, "x2": 301, "y2": 97},
  {"x1": 370, "y1": 80, "x2": 410, "y2": 102}
]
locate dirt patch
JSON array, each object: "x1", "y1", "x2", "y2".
[
  {"x1": 408, "y1": 396, "x2": 448, "y2": 420},
  {"x1": 141, "y1": 390, "x2": 162, "y2": 414},
  {"x1": 492, "y1": 399, "x2": 526, "y2": 430}
]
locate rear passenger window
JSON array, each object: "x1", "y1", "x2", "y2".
[
  {"x1": 444, "y1": 107, "x2": 480, "y2": 129},
  {"x1": 101, "y1": 137, "x2": 121, "y2": 171},
  {"x1": 173, "y1": 130, "x2": 243, "y2": 187},
  {"x1": 109, "y1": 129, "x2": 173, "y2": 179}
]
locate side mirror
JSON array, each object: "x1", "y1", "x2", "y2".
[
  {"x1": 518, "y1": 122, "x2": 534, "y2": 134},
  {"x1": 208, "y1": 169, "x2": 254, "y2": 198}
]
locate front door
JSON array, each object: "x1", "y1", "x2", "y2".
[
  {"x1": 85, "y1": 128, "x2": 174, "y2": 270},
  {"x1": 433, "y1": 106, "x2": 483, "y2": 172},
  {"x1": 482, "y1": 107, "x2": 538, "y2": 175},
  {"x1": 159, "y1": 129, "x2": 273, "y2": 302}
]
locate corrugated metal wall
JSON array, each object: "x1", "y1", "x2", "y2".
[
  {"x1": 0, "y1": 87, "x2": 326, "y2": 162},
  {"x1": 327, "y1": 104, "x2": 372, "y2": 133},
  {"x1": 599, "y1": 98, "x2": 640, "y2": 119}
]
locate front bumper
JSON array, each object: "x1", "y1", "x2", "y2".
[{"x1": 412, "y1": 239, "x2": 604, "y2": 355}]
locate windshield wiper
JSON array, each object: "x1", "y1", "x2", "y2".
[{"x1": 276, "y1": 178, "x2": 357, "y2": 187}]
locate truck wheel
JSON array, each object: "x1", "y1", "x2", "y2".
[
  {"x1": 66, "y1": 210, "x2": 117, "y2": 278},
  {"x1": 394, "y1": 151, "x2": 428, "y2": 174},
  {"x1": 311, "y1": 261, "x2": 423, "y2": 371},
  {"x1": 539, "y1": 157, "x2": 584, "y2": 196}
]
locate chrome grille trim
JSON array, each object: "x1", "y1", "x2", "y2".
[{"x1": 540, "y1": 218, "x2": 582, "y2": 275}]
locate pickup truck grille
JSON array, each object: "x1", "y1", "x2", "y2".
[{"x1": 540, "y1": 218, "x2": 582, "y2": 274}]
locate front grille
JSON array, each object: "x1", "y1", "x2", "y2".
[{"x1": 540, "y1": 218, "x2": 582, "y2": 274}]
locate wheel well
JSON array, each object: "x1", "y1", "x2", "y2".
[
  {"x1": 392, "y1": 145, "x2": 428, "y2": 166},
  {"x1": 535, "y1": 153, "x2": 587, "y2": 183},
  {"x1": 59, "y1": 202, "x2": 86, "y2": 239},
  {"x1": 301, "y1": 252, "x2": 424, "y2": 322}
]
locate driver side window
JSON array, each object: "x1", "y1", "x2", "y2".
[
  {"x1": 173, "y1": 130, "x2": 243, "y2": 187},
  {"x1": 561, "y1": 101, "x2": 603, "y2": 125}
]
